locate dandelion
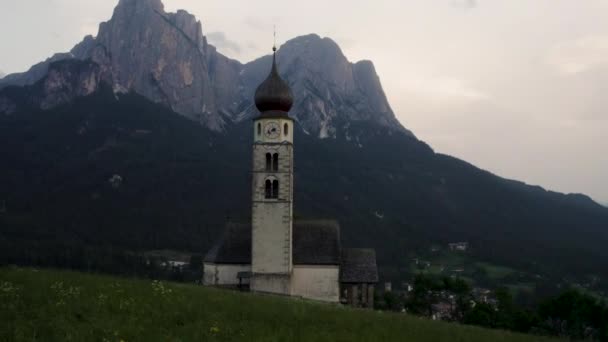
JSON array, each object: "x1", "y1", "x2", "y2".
[
  {"x1": 0, "y1": 281, "x2": 18, "y2": 294},
  {"x1": 151, "y1": 280, "x2": 173, "y2": 297},
  {"x1": 0, "y1": 281, "x2": 21, "y2": 306},
  {"x1": 50, "y1": 281, "x2": 81, "y2": 305},
  {"x1": 97, "y1": 293, "x2": 109, "y2": 306},
  {"x1": 119, "y1": 297, "x2": 135, "y2": 311}
]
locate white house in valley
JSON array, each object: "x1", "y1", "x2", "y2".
[{"x1": 203, "y1": 45, "x2": 378, "y2": 307}]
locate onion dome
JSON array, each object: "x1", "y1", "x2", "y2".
[{"x1": 254, "y1": 47, "x2": 294, "y2": 115}]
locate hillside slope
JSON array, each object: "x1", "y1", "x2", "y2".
[
  {"x1": 1, "y1": 0, "x2": 607, "y2": 286},
  {"x1": 0, "y1": 267, "x2": 559, "y2": 342},
  {"x1": 1, "y1": 86, "x2": 607, "y2": 283}
]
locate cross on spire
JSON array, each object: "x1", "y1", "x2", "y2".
[{"x1": 273, "y1": 25, "x2": 277, "y2": 52}]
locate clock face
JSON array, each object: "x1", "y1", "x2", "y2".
[{"x1": 264, "y1": 122, "x2": 281, "y2": 139}]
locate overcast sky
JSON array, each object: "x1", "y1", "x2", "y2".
[{"x1": 1, "y1": 0, "x2": 607, "y2": 204}]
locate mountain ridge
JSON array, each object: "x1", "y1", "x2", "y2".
[
  {"x1": 0, "y1": 0, "x2": 407, "y2": 138},
  {"x1": 1, "y1": 84, "x2": 607, "y2": 285},
  {"x1": 0, "y1": 0, "x2": 607, "y2": 286}
]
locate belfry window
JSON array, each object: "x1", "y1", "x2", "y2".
[
  {"x1": 284, "y1": 123, "x2": 289, "y2": 136},
  {"x1": 257, "y1": 123, "x2": 261, "y2": 136},
  {"x1": 265, "y1": 180, "x2": 272, "y2": 198},
  {"x1": 273, "y1": 153, "x2": 279, "y2": 171},
  {"x1": 265, "y1": 179, "x2": 279, "y2": 199},
  {"x1": 272, "y1": 180, "x2": 279, "y2": 199},
  {"x1": 265, "y1": 153, "x2": 272, "y2": 171}
]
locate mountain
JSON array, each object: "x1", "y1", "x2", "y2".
[
  {"x1": 240, "y1": 34, "x2": 412, "y2": 138},
  {"x1": 0, "y1": 0, "x2": 405, "y2": 138},
  {"x1": 0, "y1": 53, "x2": 73, "y2": 89},
  {"x1": 0, "y1": 0, "x2": 607, "y2": 285},
  {"x1": 1, "y1": 84, "x2": 608, "y2": 282}
]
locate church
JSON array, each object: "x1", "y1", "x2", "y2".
[{"x1": 203, "y1": 46, "x2": 378, "y2": 307}]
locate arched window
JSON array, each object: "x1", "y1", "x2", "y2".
[
  {"x1": 265, "y1": 179, "x2": 272, "y2": 198},
  {"x1": 272, "y1": 153, "x2": 279, "y2": 172},
  {"x1": 265, "y1": 153, "x2": 272, "y2": 171},
  {"x1": 272, "y1": 180, "x2": 279, "y2": 199},
  {"x1": 257, "y1": 123, "x2": 261, "y2": 136},
  {"x1": 284, "y1": 123, "x2": 289, "y2": 136}
]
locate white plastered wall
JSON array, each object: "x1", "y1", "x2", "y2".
[
  {"x1": 203, "y1": 263, "x2": 250, "y2": 286},
  {"x1": 291, "y1": 265, "x2": 340, "y2": 302}
]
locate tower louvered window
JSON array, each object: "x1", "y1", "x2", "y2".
[
  {"x1": 265, "y1": 153, "x2": 272, "y2": 171},
  {"x1": 265, "y1": 179, "x2": 272, "y2": 198},
  {"x1": 264, "y1": 179, "x2": 279, "y2": 199},
  {"x1": 272, "y1": 180, "x2": 279, "y2": 199},
  {"x1": 273, "y1": 153, "x2": 279, "y2": 171}
]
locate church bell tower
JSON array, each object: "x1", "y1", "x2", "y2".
[{"x1": 250, "y1": 46, "x2": 295, "y2": 295}]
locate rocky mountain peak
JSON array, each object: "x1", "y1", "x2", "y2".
[
  {"x1": 114, "y1": 0, "x2": 164, "y2": 14},
  {"x1": 0, "y1": 0, "x2": 413, "y2": 138},
  {"x1": 87, "y1": 0, "x2": 230, "y2": 129},
  {"x1": 240, "y1": 34, "x2": 413, "y2": 138},
  {"x1": 279, "y1": 34, "x2": 356, "y2": 93}
]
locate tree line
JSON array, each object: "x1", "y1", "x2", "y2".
[{"x1": 378, "y1": 274, "x2": 608, "y2": 341}]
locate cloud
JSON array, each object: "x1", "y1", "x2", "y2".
[
  {"x1": 243, "y1": 17, "x2": 266, "y2": 31},
  {"x1": 0, "y1": 70, "x2": 5, "y2": 79},
  {"x1": 546, "y1": 36, "x2": 608, "y2": 74},
  {"x1": 450, "y1": 0, "x2": 477, "y2": 10},
  {"x1": 405, "y1": 77, "x2": 489, "y2": 103},
  {"x1": 206, "y1": 31, "x2": 242, "y2": 55}
]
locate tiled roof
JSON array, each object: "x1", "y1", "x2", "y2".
[
  {"x1": 293, "y1": 220, "x2": 341, "y2": 265},
  {"x1": 204, "y1": 222, "x2": 251, "y2": 264},
  {"x1": 340, "y1": 248, "x2": 379, "y2": 283},
  {"x1": 205, "y1": 220, "x2": 340, "y2": 265}
]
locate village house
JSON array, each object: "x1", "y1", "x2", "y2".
[
  {"x1": 431, "y1": 302, "x2": 453, "y2": 321},
  {"x1": 448, "y1": 242, "x2": 469, "y2": 252}
]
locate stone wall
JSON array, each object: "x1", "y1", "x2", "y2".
[
  {"x1": 251, "y1": 117, "x2": 294, "y2": 293},
  {"x1": 251, "y1": 274, "x2": 291, "y2": 295}
]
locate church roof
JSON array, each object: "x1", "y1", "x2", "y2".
[
  {"x1": 204, "y1": 220, "x2": 341, "y2": 265},
  {"x1": 204, "y1": 221, "x2": 379, "y2": 282},
  {"x1": 339, "y1": 248, "x2": 379, "y2": 284},
  {"x1": 293, "y1": 220, "x2": 341, "y2": 265},
  {"x1": 204, "y1": 222, "x2": 251, "y2": 265}
]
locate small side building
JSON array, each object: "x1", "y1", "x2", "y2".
[{"x1": 340, "y1": 248, "x2": 379, "y2": 308}]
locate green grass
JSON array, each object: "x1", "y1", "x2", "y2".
[
  {"x1": 0, "y1": 267, "x2": 561, "y2": 342},
  {"x1": 506, "y1": 283, "x2": 535, "y2": 294},
  {"x1": 475, "y1": 262, "x2": 517, "y2": 279}
]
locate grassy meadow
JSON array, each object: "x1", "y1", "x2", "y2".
[{"x1": 0, "y1": 267, "x2": 560, "y2": 342}]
